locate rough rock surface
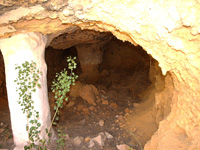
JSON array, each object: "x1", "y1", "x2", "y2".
[
  {"x1": 0, "y1": 0, "x2": 200, "y2": 149},
  {"x1": 50, "y1": 29, "x2": 113, "y2": 50},
  {"x1": 79, "y1": 84, "x2": 98, "y2": 106},
  {"x1": 0, "y1": 52, "x2": 6, "y2": 97}
]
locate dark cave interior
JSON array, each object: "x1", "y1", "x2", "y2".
[{"x1": 45, "y1": 34, "x2": 151, "y2": 112}]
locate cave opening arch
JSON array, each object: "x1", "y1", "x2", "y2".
[
  {"x1": 44, "y1": 28, "x2": 167, "y2": 149},
  {"x1": 0, "y1": 1, "x2": 199, "y2": 149}
]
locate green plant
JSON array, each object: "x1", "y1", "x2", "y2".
[
  {"x1": 49, "y1": 56, "x2": 78, "y2": 150},
  {"x1": 56, "y1": 129, "x2": 66, "y2": 150},
  {"x1": 14, "y1": 56, "x2": 78, "y2": 150},
  {"x1": 51, "y1": 56, "x2": 78, "y2": 125},
  {"x1": 14, "y1": 61, "x2": 42, "y2": 149}
]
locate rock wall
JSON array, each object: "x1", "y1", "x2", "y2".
[
  {"x1": 100, "y1": 38, "x2": 150, "y2": 71},
  {"x1": 76, "y1": 43, "x2": 104, "y2": 83},
  {"x1": 148, "y1": 59, "x2": 173, "y2": 124},
  {"x1": 0, "y1": 51, "x2": 6, "y2": 97},
  {"x1": 0, "y1": 0, "x2": 200, "y2": 149}
]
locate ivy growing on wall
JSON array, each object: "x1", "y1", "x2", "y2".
[{"x1": 14, "y1": 56, "x2": 78, "y2": 150}]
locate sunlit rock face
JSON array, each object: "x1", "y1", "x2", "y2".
[{"x1": 0, "y1": 0, "x2": 200, "y2": 149}]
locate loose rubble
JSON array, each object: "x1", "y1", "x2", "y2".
[
  {"x1": 0, "y1": 81, "x2": 144, "y2": 149},
  {"x1": 51, "y1": 83, "x2": 142, "y2": 150}
]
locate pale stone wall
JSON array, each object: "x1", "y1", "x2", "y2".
[
  {"x1": 0, "y1": 0, "x2": 200, "y2": 149},
  {"x1": 0, "y1": 32, "x2": 52, "y2": 149}
]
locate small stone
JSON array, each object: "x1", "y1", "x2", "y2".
[
  {"x1": 110, "y1": 102, "x2": 118, "y2": 108},
  {"x1": 125, "y1": 113, "x2": 129, "y2": 117},
  {"x1": 111, "y1": 127, "x2": 115, "y2": 130},
  {"x1": 105, "y1": 132, "x2": 113, "y2": 139},
  {"x1": 85, "y1": 137, "x2": 90, "y2": 142},
  {"x1": 102, "y1": 99, "x2": 109, "y2": 105},
  {"x1": 100, "y1": 97, "x2": 104, "y2": 101},
  {"x1": 89, "y1": 106, "x2": 95, "y2": 111},
  {"x1": 79, "y1": 85, "x2": 97, "y2": 106},
  {"x1": 96, "y1": 98, "x2": 101, "y2": 103},
  {"x1": 73, "y1": 136, "x2": 83, "y2": 146},
  {"x1": 99, "y1": 119, "x2": 104, "y2": 127},
  {"x1": 125, "y1": 108, "x2": 130, "y2": 113},
  {"x1": 116, "y1": 144, "x2": 132, "y2": 150},
  {"x1": 65, "y1": 134, "x2": 70, "y2": 140},
  {"x1": 92, "y1": 134, "x2": 105, "y2": 146},
  {"x1": 88, "y1": 140, "x2": 95, "y2": 148}
]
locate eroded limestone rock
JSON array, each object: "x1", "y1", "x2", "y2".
[{"x1": 0, "y1": 0, "x2": 200, "y2": 149}]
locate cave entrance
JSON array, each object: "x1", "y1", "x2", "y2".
[
  {"x1": 45, "y1": 29, "x2": 161, "y2": 150},
  {"x1": 0, "y1": 29, "x2": 164, "y2": 149}
]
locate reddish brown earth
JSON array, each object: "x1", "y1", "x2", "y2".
[{"x1": 0, "y1": 66, "x2": 155, "y2": 150}]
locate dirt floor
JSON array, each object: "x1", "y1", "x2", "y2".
[{"x1": 0, "y1": 68, "x2": 157, "y2": 150}]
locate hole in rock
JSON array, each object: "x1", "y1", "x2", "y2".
[
  {"x1": 45, "y1": 30, "x2": 161, "y2": 150},
  {"x1": 0, "y1": 29, "x2": 166, "y2": 150}
]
